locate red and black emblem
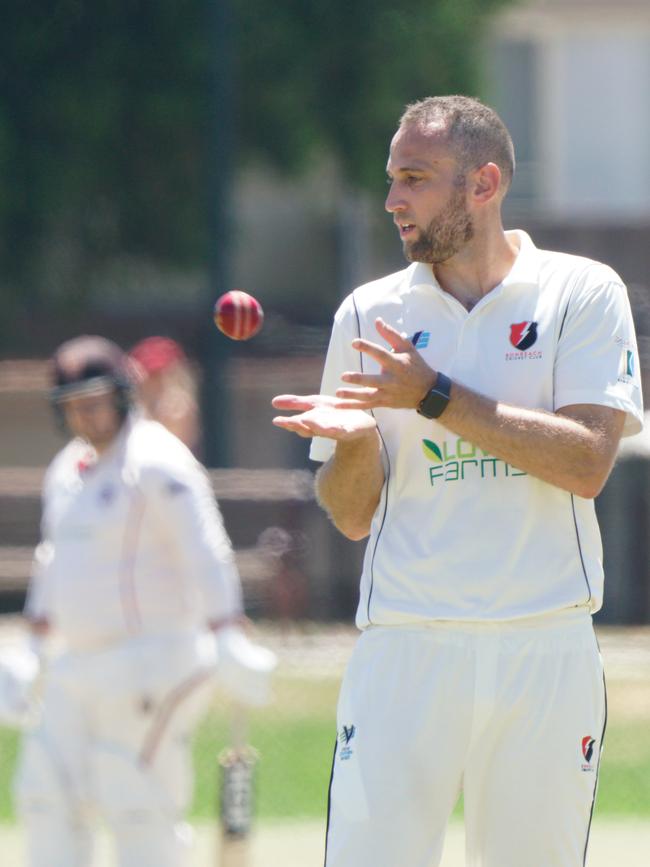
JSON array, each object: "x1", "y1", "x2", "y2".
[
  {"x1": 582, "y1": 736, "x2": 596, "y2": 763},
  {"x1": 510, "y1": 321, "x2": 538, "y2": 351}
]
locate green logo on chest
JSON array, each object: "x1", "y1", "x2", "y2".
[{"x1": 421, "y1": 438, "x2": 526, "y2": 485}]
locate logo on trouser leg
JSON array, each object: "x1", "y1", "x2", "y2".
[
  {"x1": 338, "y1": 725, "x2": 356, "y2": 761},
  {"x1": 581, "y1": 736, "x2": 596, "y2": 771}
]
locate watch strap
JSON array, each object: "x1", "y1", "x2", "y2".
[{"x1": 417, "y1": 373, "x2": 452, "y2": 419}]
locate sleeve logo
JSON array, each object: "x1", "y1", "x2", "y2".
[
  {"x1": 410, "y1": 330, "x2": 430, "y2": 349},
  {"x1": 619, "y1": 348, "x2": 635, "y2": 381}
]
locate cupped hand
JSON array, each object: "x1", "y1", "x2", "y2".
[{"x1": 271, "y1": 393, "x2": 377, "y2": 440}]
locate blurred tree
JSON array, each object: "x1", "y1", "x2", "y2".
[
  {"x1": 0, "y1": 0, "x2": 210, "y2": 318},
  {"x1": 0, "y1": 0, "x2": 513, "y2": 326},
  {"x1": 237, "y1": 0, "x2": 512, "y2": 187}
]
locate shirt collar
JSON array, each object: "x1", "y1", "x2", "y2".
[
  {"x1": 405, "y1": 261, "x2": 441, "y2": 290},
  {"x1": 500, "y1": 229, "x2": 540, "y2": 289},
  {"x1": 404, "y1": 228, "x2": 540, "y2": 295},
  {"x1": 74, "y1": 412, "x2": 133, "y2": 470}
]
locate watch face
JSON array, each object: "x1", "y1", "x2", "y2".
[
  {"x1": 417, "y1": 375, "x2": 451, "y2": 419},
  {"x1": 418, "y1": 391, "x2": 443, "y2": 418}
]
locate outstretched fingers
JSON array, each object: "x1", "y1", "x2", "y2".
[
  {"x1": 374, "y1": 317, "x2": 413, "y2": 352},
  {"x1": 271, "y1": 414, "x2": 319, "y2": 437},
  {"x1": 350, "y1": 318, "x2": 413, "y2": 366},
  {"x1": 271, "y1": 394, "x2": 323, "y2": 411},
  {"x1": 335, "y1": 386, "x2": 378, "y2": 404},
  {"x1": 272, "y1": 404, "x2": 377, "y2": 440},
  {"x1": 350, "y1": 338, "x2": 393, "y2": 367}
]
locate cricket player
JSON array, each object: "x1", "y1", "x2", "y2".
[
  {"x1": 14, "y1": 335, "x2": 246, "y2": 867},
  {"x1": 129, "y1": 335, "x2": 201, "y2": 453},
  {"x1": 272, "y1": 96, "x2": 644, "y2": 866}
]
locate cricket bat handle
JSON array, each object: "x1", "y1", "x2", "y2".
[{"x1": 218, "y1": 706, "x2": 258, "y2": 867}]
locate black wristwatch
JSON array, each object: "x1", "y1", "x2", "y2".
[{"x1": 416, "y1": 373, "x2": 452, "y2": 419}]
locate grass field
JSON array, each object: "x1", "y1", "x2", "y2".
[
  {"x1": 1, "y1": 678, "x2": 649, "y2": 822},
  {"x1": 193, "y1": 694, "x2": 650, "y2": 821}
]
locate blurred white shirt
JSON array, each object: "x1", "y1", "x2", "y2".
[{"x1": 28, "y1": 416, "x2": 242, "y2": 651}]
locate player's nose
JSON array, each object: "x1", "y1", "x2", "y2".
[{"x1": 385, "y1": 183, "x2": 406, "y2": 213}]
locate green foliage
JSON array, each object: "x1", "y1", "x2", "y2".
[
  {"x1": 0, "y1": 1, "x2": 210, "y2": 307},
  {"x1": 0, "y1": 0, "x2": 514, "y2": 310},
  {"x1": 7, "y1": 4, "x2": 207, "y2": 246},
  {"x1": 237, "y1": 0, "x2": 513, "y2": 187}
]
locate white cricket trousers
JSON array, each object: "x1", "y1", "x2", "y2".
[
  {"x1": 14, "y1": 633, "x2": 215, "y2": 867},
  {"x1": 324, "y1": 608, "x2": 606, "y2": 867}
]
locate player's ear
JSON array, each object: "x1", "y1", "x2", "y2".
[{"x1": 469, "y1": 162, "x2": 501, "y2": 205}]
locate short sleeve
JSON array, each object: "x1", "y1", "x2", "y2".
[
  {"x1": 24, "y1": 542, "x2": 55, "y2": 621},
  {"x1": 554, "y1": 278, "x2": 644, "y2": 437},
  {"x1": 309, "y1": 298, "x2": 362, "y2": 463},
  {"x1": 141, "y1": 457, "x2": 243, "y2": 622},
  {"x1": 25, "y1": 455, "x2": 64, "y2": 621}
]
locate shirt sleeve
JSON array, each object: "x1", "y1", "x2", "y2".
[
  {"x1": 143, "y1": 458, "x2": 244, "y2": 623},
  {"x1": 24, "y1": 541, "x2": 54, "y2": 621},
  {"x1": 309, "y1": 296, "x2": 364, "y2": 463},
  {"x1": 24, "y1": 461, "x2": 59, "y2": 622},
  {"x1": 554, "y1": 276, "x2": 644, "y2": 437}
]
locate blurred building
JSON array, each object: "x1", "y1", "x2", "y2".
[{"x1": 486, "y1": 0, "x2": 650, "y2": 219}]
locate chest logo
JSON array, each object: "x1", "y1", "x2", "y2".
[
  {"x1": 510, "y1": 321, "x2": 538, "y2": 351},
  {"x1": 98, "y1": 484, "x2": 116, "y2": 506},
  {"x1": 422, "y1": 437, "x2": 527, "y2": 486},
  {"x1": 410, "y1": 330, "x2": 430, "y2": 349}
]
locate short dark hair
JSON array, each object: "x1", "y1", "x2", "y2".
[{"x1": 400, "y1": 95, "x2": 515, "y2": 187}]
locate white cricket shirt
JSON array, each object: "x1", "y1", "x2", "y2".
[
  {"x1": 310, "y1": 231, "x2": 643, "y2": 626},
  {"x1": 29, "y1": 416, "x2": 243, "y2": 651}
]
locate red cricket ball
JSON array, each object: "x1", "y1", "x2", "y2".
[{"x1": 213, "y1": 290, "x2": 264, "y2": 341}]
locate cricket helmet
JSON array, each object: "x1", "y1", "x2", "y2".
[{"x1": 50, "y1": 335, "x2": 133, "y2": 423}]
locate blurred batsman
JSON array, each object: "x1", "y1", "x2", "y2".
[{"x1": 13, "y1": 335, "x2": 275, "y2": 867}]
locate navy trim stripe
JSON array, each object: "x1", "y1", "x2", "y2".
[
  {"x1": 557, "y1": 298, "x2": 571, "y2": 342},
  {"x1": 352, "y1": 293, "x2": 363, "y2": 374},
  {"x1": 323, "y1": 738, "x2": 338, "y2": 866},
  {"x1": 556, "y1": 264, "x2": 592, "y2": 348},
  {"x1": 553, "y1": 290, "x2": 571, "y2": 410},
  {"x1": 570, "y1": 494, "x2": 592, "y2": 605},
  {"x1": 367, "y1": 424, "x2": 390, "y2": 625},
  {"x1": 351, "y1": 292, "x2": 390, "y2": 626},
  {"x1": 582, "y1": 669, "x2": 608, "y2": 865},
  {"x1": 555, "y1": 282, "x2": 593, "y2": 608}
]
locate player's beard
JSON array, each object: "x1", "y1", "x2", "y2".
[{"x1": 403, "y1": 179, "x2": 474, "y2": 265}]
